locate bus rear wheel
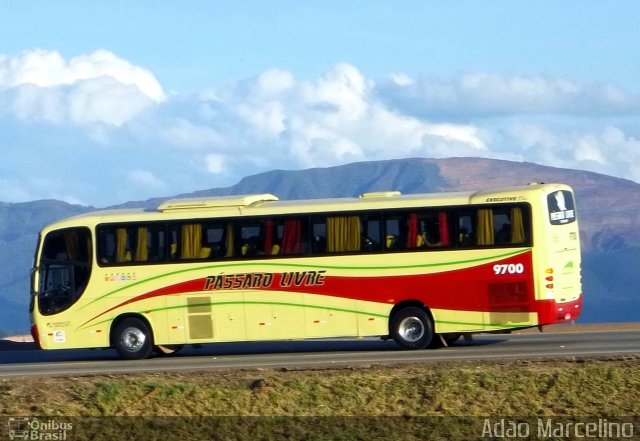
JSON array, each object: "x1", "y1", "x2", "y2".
[
  {"x1": 112, "y1": 317, "x2": 154, "y2": 360},
  {"x1": 390, "y1": 306, "x2": 434, "y2": 349}
]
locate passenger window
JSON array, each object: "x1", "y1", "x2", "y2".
[
  {"x1": 326, "y1": 215, "x2": 361, "y2": 252},
  {"x1": 311, "y1": 218, "x2": 327, "y2": 254},
  {"x1": 414, "y1": 211, "x2": 451, "y2": 248},
  {"x1": 361, "y1": 214, "x2": 381, "y2": 251},
  {"x1": 458, "y1": 213, "x2": 475, "y2": 247},
  {"x1": 97, "y1": 224, "x2": 166, "y2": 264},
  {"x1": 239, "y1": 222, "x2": 263, "y2": 257},
  {"x1": 384, "y1": 215, "x2": 404, "y2": 250},
  {"x1": 493, "y1": 207, "x2": 528, "y2": 245},
  {"x1": 203, "y1": 223, "x2": 228, "y2": 257},
  {"x1": 275, "y1": 217, "x2": 308, "y2": 255},
  {"x1": 180, "y1": 223, "x2": 206, "y2": 259},
  {"x1": 476, "y1": 206, "x2": 529, "y2": 246}
]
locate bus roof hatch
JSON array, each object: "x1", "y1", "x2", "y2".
[
  {"x1": 359, "y1": 191, "x2": 402, "y2": 199},
  {"x1": 158, "y1": 194, "x2": 279, "y2": 211}
]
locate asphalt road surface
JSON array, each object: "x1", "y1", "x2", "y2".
[{"x1": 0, "y1": 328, "x2": 638, "y2": 378}]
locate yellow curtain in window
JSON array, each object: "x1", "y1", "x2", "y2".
[
  {"x1": 225, "y1": 223, "x2": 235, "y2": 257},
  {"x1": 181, "y1": 224, "x2": 202, "y2": 259},
  {"x1": 327, "y1": 216, "x2": 360, "y2": 252},
  {"x1": 477, "y1": 209, "x2": 494, "y2": 246},
  {"x1": 135, "y1": 227, "x2": 149, "y2": 261},
  {"x1": 511, "y1": 207, "x2": 526, "y2": 244},
  {"x1": 116, "y1": 228, "x2": 129, "y2": 262}
]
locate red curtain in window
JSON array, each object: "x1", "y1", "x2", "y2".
[
  {"x1": 282, "y1": 219, "x2": 302, "y2": 254},
  {"x1": 439, "y1": 212, "x2": 450, "y2": 246},
  {"x1": 407, "y1": 213, "x2": 418, "y2": 248}
]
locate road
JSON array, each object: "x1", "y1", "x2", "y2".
[{"x1": 0, "y1": 328, "x2": 638, "y2": 378}]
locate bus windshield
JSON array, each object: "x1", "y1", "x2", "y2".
[{"x1": 35, "y1": 227, "x2": 92, "y2": 315}]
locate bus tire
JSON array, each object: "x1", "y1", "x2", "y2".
[
  {"x1": 112, "y1": 317, "x2": 154, "y2": 360},
  {"x1": 390, "y1": 306, "x2": 434, "y2": 349}
]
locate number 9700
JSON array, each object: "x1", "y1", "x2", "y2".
[{"x1": 493, "y1": 263, "x2": 525, "y2": 275}]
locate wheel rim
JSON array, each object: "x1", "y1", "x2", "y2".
[
  {"x1": 398, "y1": 316, "x2": 425, "y2": 342},
  {"x1": 121, "y1": 327, "x2": 146, "y2": 352}
]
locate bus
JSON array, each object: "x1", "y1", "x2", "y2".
[{"x1": 29, "y1": 183, "x2": 582, "y2": 359}]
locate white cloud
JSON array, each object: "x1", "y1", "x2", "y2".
[
  {"x1": 223, "y1": 65, "x2": 638, "y2": 182},
  {"x1": 236, "y1": 101, "x2": 288, "y2": 137},
  {"x1": 1, "y1": 52, "x2": 639, "y2": 207},
  {"x1": 506, "y1": 124, "x2": 558, "y2": 150},
  {"x1": 191, "y1": 63, "x2": 487, "y2": 172},
  {"x1": 127, "y1": 169, "x2": 165, "y2": 189},
  {"x1": 506, "y1": 123, "x2": 640, "y2": 182},
  {"x1": 0, "y1": 178, "x2": 31, "y2": 203},
  {"x1": 158, "y1": 118, "x2": 223, "y2": 150},
  {"x1": 68, "y1": 78, "x2": 155, "y2": 126},
  {"x1": 255, "y1": 68, "x2": 295, "y2": 98},
  {"x1": 8, "y1": 83, "x2": 66, "y2": 123},
  {"x1": 302, "y1": 63, "x2": 369, "y2": 121},
  {"x1": 389, "y1": 73, "x2": 414, "y2": 87},
  {"x1": 3, "y1": 79, "x2": 154, "y2": 127},
  {"x1": 573, "y1": 127, "x2": 640, "y2": 181},
  {"x1": 377, "y1": 72, "x2": 640, "y2": 117},
  {"x1": 204, "y1": 153, "x2": 228, "y2": 174},
  {"x1": 0, "y1": 49, "x2": 164, "y2": 127},
  {"x1": 50, "y1": 193, "x2": 87, "y2": 206},
  {"x1": 575, "y1": 135, "x2": 607, "y2": 164},
  {"x1": 0, "y1": 49, "x2": 164, "y2": 101},
  {"x1": 239, "y1": 63, "x2": 486, "y2": 167}
]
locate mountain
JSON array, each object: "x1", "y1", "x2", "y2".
[{"x1": 1, "y1": 158, "x2": 638, "y2": 334}]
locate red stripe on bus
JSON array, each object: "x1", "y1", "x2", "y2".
[{"x1": 83, "y1": 251, "x2": 536, "y2": 327}]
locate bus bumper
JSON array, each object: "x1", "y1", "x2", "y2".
[
  {"x1": 31, "y1": 324, "x2": 42, "y2": 350},
  {"x1": 537, "y1": 295, "x2": 583, "y2": 325}
]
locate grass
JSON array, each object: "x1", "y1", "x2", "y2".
[{"x1": 1, "y1": 358, "x2": 638, "y2": 439}]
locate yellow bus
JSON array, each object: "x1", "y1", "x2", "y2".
[{"x1": 30, "y1": 183, "x2": 582, "y2": 359}]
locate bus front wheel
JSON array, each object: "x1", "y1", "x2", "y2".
[
  {"x1": 112, "y1": 317, "x2": 154, "y2": 360},
  {"x1": 390, "y1": 307, "x2": 434, "y2": 349}
]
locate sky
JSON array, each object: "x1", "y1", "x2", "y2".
[{"x1": 1, "y1": 1, "x2": 639, "y2": 207}]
